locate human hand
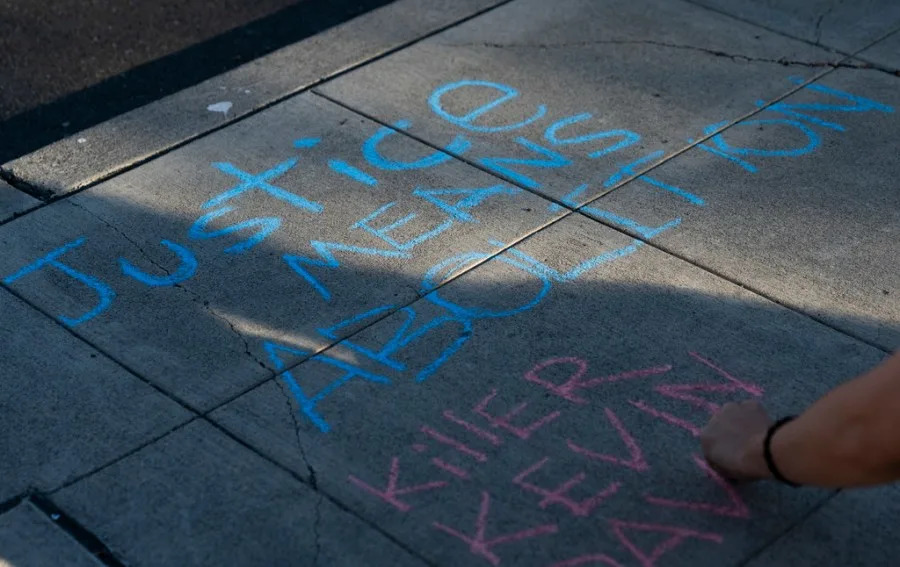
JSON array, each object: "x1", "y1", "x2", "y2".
[{"x1": 700, "y1": 400, "x2": 773, "y2": 482}]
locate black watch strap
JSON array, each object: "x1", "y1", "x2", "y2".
[{"x1": 764, "y1": 416, "x2": 800, "y2": 487}]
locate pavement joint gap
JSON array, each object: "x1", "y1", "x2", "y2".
[
  {"x1": 735, "y1": 489, "x2": 843, "y2": 567},
  {"x1": 681, "y1": 0, "x2": 853, "y2": 56},
  {"x1": 0, "y1": 0, "x2": 519, "y2": 224},
  {"x1": 29, "y1": 494, "x2": 126, "y2": 567},
  {"x1": 0, "y1": 283, "x2": 202, "y2": 415},
  {"x1": 49, "y1": 418, "x2": 200, "y2": 495},
  {"x1": 200, "y1": 416, "x2": 439, "y2": 567},
  {"x1": 199, "y1": 65, "x2": 876, "y2": 421},
  {"x1": 0, "y1": 491, "x2": 33, "y2": 515}
]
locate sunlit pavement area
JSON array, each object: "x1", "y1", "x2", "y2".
[{"x1": 1, "y1": 0, "x2": 898, "y2": 565}]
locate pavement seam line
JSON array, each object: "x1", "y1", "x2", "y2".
[
  {"x1": 201, "y1": 417, "x2": 439, "y2": 567},
  {"x1": 201, "y1": 61, "x2": 874, "y2": 431},
  {"x1": 0, "y1": 283, "x2": 201, "y2": 414},
  {"x1": 0, "y1": 0, "x2": 519, "y2": 216},
  {"x1": 48, "y1": 418, "x2": 199, "y2": 494},
  {"x1": 311, "y1": 63, "x2": 893, "y2": 355},
  {"x1": 68, "y1": 198, "x2": 274, "y2": 372},
  {"x1": 735, "y1": 489, "x2": 844, "y2": 566},
  {"x1": 439, "y1": 39, "x2": 900, "y2": 76},
  {"x1": 680, "y1": 0, "x2": 850, "y2": 56},
  {"x1": 29, "y1": 494, "x2": 127, "y2": 567},
  {"x1": 684, "y1": 0, "x2": 900, "y2": 64}
]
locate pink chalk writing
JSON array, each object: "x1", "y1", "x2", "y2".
[
  {"x1": 567, "y1": 407, "x2": 649, "y2": 472},
  {"x1": 433, "y1": 457, "x2": 470, "y2": 479},
  {"x1": 348, "y1": 457, "x2": 447, "y2": 512},
  {"x1": 689, "y1": 351, "x2": 763, "y2": 397},
  {"x1": 443, "y1": 409, "x2": 503, "y2": 445},
  {"x1": 629, "y1": 353, "x2": 762, "y2": 436},
  {"x1": 474, "y1": 388, "x2": 561, "y2": 440},
  {"x1": 550, "y1": 555, "x2": 624, "y2": 567},
  {"x1": 629, "y1": 400, "x2": 702, "y2": 436},
  {"x1": 609, "y1": 519, "x2": 723, "y2": 567},
  {"x1": 421, "y1": 425, "x2": 489, "y2": 462},
  {"x1": 644, "y1": 454, "x2": 750, "y2": 519},
  {"x1": 433, "y1": 491, "x2": 559, "y2": 566},
  {"x1": 524, "y1": 357, "x2": 672, "y2": 404},
  {"x1": 513, "y1": 457, "x2": 622, "y2": 517}
]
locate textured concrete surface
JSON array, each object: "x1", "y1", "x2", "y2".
[
  {"x1": 0, "y1": 179, "x2": 37, "y2": 222},
  {"x1": 213, "y1": 214, "x2": 884, "y2": 566},
  {"x1": 0, "y1": 288, "x2": 190, "y2": 502},
  {"x1": 745, "y1": 484, "x2": 900, "y2": 566},
  {"x1": 0, "y1": 92, "x2": 557, "y2": 411},
  {"x1": 317, "y1": 0, "x2": 840, "y2": 208},
  {"x1": 858, "y1": 30, "x2": 900, "y2": 71},
  {"x1": 1, "y1": 0, "x2": 506, "y2": 198},
  {"x1": 0, "y1": 502, "x2": 102, "y2": 567},
  {"x1": 597, "y1": 67, "x2": 900, "y2": 350},
  {"x1": 3, "y1": 0, "x2": 898, "y2": 564},
  {"x1": 53, "y1": 420, "x2": 425, "y2": 567},
  {"x1": 687, "y1": 0, "x2": 900, "y2": 54}
]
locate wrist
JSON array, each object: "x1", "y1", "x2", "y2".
[{"x1": 740, "y1": 431, "x2": 772, "y2": 480}]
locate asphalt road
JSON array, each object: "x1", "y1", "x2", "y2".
[{"x1": 0, "y1": 0, "x2": 396, "y2": 162}]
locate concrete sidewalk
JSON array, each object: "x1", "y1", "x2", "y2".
[{"x1": 1, "y1": 0, "x2": 898, "y2": 565}]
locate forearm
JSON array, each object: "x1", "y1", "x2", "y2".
[{"x1": 744, "y1": 351, "x2": 900, "y2": 488}]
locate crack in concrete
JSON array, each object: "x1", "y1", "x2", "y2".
[
  {"x1": 272, "y1": 373, "x2": 323, "y2": 565},
  {"x1": 274, "y1": 376, "x2": 319, "y2": 487},
  {"x1": 454, "y1": 39, "x2": 900, "y2": 76},
  {"x1": 312, "y1": 492, "x2": 324, "y2": 567},
  {"x1": 814, "y1": 0, "x2": 843, "y2": 45},
  {"x1": 69, "y1": 200, "x2": 271, "y2": 371}
]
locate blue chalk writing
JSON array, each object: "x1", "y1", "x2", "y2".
[
  {"x1": 499, "y1": 239, "x2": 646, "y2": 282},
  {"x1": 205, "y1": 160, "x2": 323, "y2": 213},
  {"x1": 264, "y1": 341, "x2": 390, "y2": 433},
  {"x1": 362, "y1": 120, "x2": 470, "y2": 171},
  {"x1": 704, "y1": 119, "x2": 820, "y2": 158},
  {"x1": 320, "y1": 305, "x2": 473, "y2": 382},
  {"x1": 544, "y1": 113, "x2": 641, "y2": 158},
  {"x1": 352, "y1": 202, "x2": 453, "y2": 251},
  {"x1": 328, "y1": 159, "x2": 378, "y2": 186},
  {"x1": 420, "y1": 251, "x2": 552, "y2": 319},
  {"x1": 283, "y1": 241, "x2": 410, "y2": 301},
  {"x1": 3, "y1": 237, "x2": 115, "y2": 327},
  {"x1": 480, "y1": 138, "x2": 572, "y2": 189},
  {"x1": 293, "y1": 138, "x2": 321, "y2": 149},
  {"x1": 119, "y1": 239, "x2": 198, "y2": 287},
  {"x1": 189, "y1": 206, "x2": 281, "y2": 254},
  {"x1": 688, "y1": 135, "x2": 758, "y2": 173},
  {"x1": 429, "y1": 80, "x2": 547, "y2": 133},
  {"x1": 757, "y1": 100, "x2": 845, "y2": 132},
  {"x1": 604, "y1": 150, "x2": 705, "y2": 206},
  {"x1": 413, "y1": 185, "x2": 521, "y2": 223},
  {"x1": 788, "y1": 77, "x2": 894, "y2": 114},
  {"x1": 547, "y1": 184, "x2": 682, "y2": 239}
]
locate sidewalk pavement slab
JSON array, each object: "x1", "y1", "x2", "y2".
[
  {"x1": 0, "y1": 179, "x2": 38, "y2": 222},
  {"x1": 0, "y1": 92, "x2": 560, "y2": 412},
  {"x1": 687, "y1": 0, "x2": 900, "y2": 54},
  {"x1": 744, "y1": 484, "x2": 900, "y2": 567},
  {"x1": 857, "y1": 30, "x2": 900, "y2": 71},
  {"x1": 52, "y1": 420, "x2": 426, "y2": 567},
  {"x1": 0, "y1": 502, "x2": 102, "y2": 567},
  {"x1": 0, "y1": 288, "x2": 190, "y2": 502},
  {"x1": 0, "y1": 0, "x2": 507, "y2": 199},
  {"x1": 212, "y1": 214, "x2": 885, "y2": 566},
  {"x1": 317, "y1": 0, "x2": 841, "y2": 209},
  {"x1": 596, "y1": 68, "x2": 900, "y2": 350}
]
